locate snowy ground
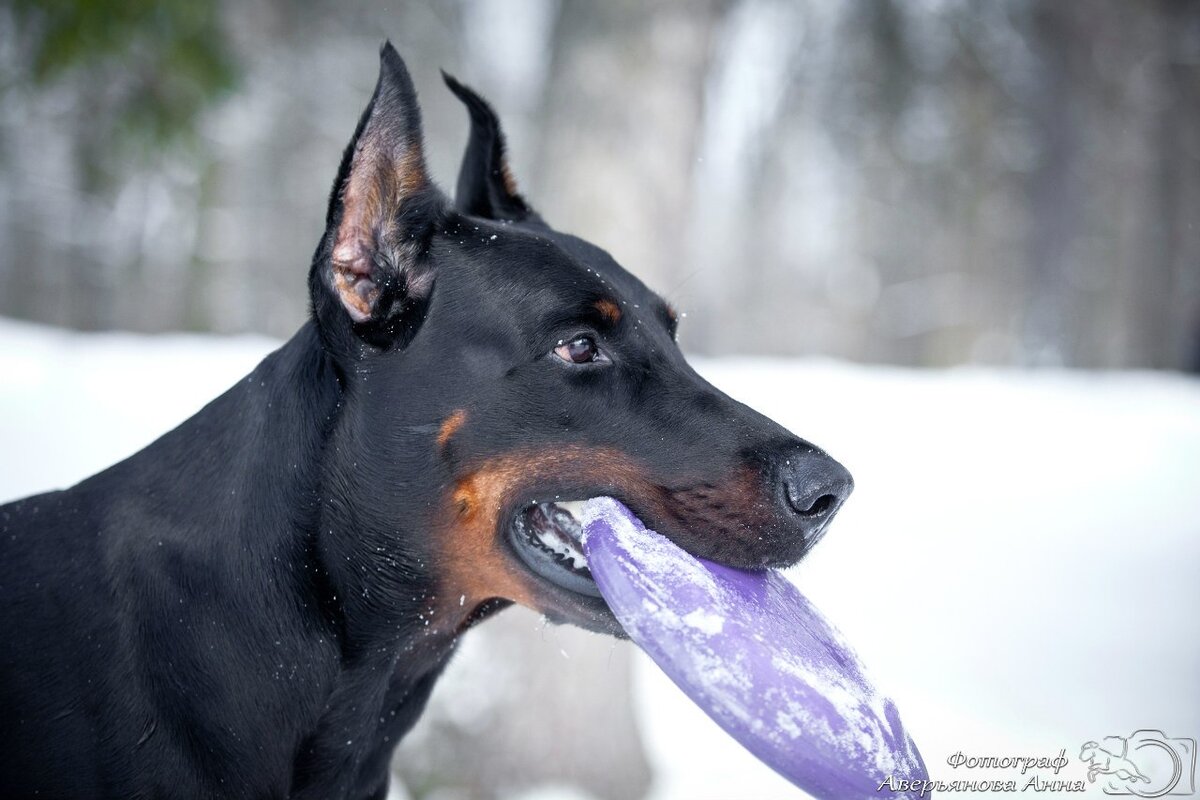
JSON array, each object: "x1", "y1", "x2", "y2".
[{"x1": 2, "y1": 317, "x2": 1198, "y2": 799}]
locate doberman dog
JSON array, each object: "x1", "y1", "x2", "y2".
[{"x1": 0, "y1": 44, "x2": 853, "y2": 799}]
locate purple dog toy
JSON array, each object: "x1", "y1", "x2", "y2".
[{"x1": 580, "y1": 497, "x2": 928, "y2": 799}]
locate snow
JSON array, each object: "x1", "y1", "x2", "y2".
[
  {"x1": 0, "y1": 319, "x2": 276, "y2": 498},
  {"x1": 635, "y1": 359, "x2": 1200, "y2": 800},
  {"x1": 682, "y1": 609, "x2": 725, "y2": 637},
  {"x1": 2, "y1": 318, "x2": 1198, "y2": 799}
]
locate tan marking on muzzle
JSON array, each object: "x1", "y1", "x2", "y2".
[
  {"x1": 436, "y1": 447, "x2": 656, "y2": 614},
  {"x1": 432, "y1": 448, "x2": 784, "y2": 629}
]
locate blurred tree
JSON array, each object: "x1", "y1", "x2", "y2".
[
  {"x1": 8, "y1": 0, "x2": 237, "y2": 186},
  {"x1": 0, "y1": 0, "x2": 1196, "y2": 368}
]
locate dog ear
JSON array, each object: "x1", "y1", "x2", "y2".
[
  {"x1": 442, "y1": 72, "x2": 538, "y2": 223},
  {"x1": 313, "y1": 42, "x2": 446, "y2": 348}
]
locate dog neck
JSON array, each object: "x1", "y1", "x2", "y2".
[{"x1": 100, "y1": 321, "x2": 461, "y2": 795}]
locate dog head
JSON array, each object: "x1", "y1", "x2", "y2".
[{"x1": 308, "y1": 45, "x2": 852, "y2": 638}]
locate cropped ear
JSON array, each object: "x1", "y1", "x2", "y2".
[
  {"x1": 442, "y1": 72, "x2": 538, "y2": 223},
  {"x1": 312, "y1": 42, "x2": 446, "y2": 349}
]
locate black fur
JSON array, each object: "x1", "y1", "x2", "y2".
[
  {"x1": 441, "y1": 71, "x2": 537, "y2": 223},
  {"x1": 0, "y1": 43, "x2": 852, "y2": 798}
]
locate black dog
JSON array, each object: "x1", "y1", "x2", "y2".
[{"x1": 0, "y1": 44, "x2": 852, "y2": 799}]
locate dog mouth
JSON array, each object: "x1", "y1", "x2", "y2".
[{"x1": 506, "y1": 499, "x2": 602, "y2": 598}]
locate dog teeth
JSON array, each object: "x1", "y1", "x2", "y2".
[
  {"x1": 535, "y1": 527, "x2": 588, "y2": 571},
  {"x1": 520, "y1": 499, "x2": 596, "y2": 576}
]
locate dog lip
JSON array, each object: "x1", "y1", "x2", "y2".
[
  {"x1": 505, "y1": 499, "x2": 603, "y2": 598},
  {"x1": 501, "y1": 497, "x2": 625, "y2": 636}
]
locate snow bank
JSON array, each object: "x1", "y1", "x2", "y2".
[
  {"x1": 638, "y1": 360, "x2": 1200, "y2": 799},
  {"x1": 2, "y1": 318, "x2": 1197, "y2": 799},
  {"x1": 0, "y1": 318, "x2": 276, "y2": 499}
]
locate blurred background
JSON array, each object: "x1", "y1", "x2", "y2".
[
  {"x1": 2, "y1": 0, "x2": 1198, "y2": 369},
  {"x1": 2, "y1": 2, "x2": 1199, "y2": 799}
]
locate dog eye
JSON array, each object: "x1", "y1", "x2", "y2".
[{"x1": 554, "y1": 336, "x2": 606, "y2": 365}]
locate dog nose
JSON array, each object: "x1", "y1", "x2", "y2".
[{"x1": 780, "y1": 448, "x2": 854, "y2": 546}]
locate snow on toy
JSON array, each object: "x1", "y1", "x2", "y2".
[{"x1": 580, "y1": 497, "x2": 927, "y2": 799}]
